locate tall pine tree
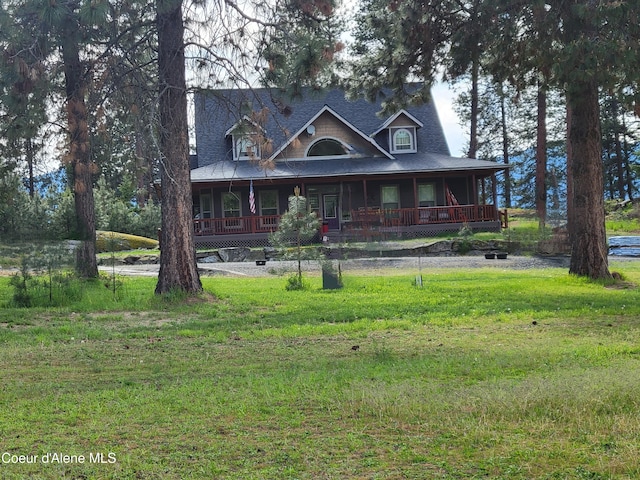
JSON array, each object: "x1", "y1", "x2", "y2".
[
  {"x1": 154, "y1": 0, "x2": 341, "y2": 294},
  {"x1": 349, "y1": 0, "x2": 640, "y2": 279}
]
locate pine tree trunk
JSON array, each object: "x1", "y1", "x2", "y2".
[
  {"x1": 500, "y1": 92, "x2": 511, "y2": 207},
  {"x1": 622, "y1": 117, "x2": 634, "y2": 201},
  {"x1": 566, "y1": 80, "x2": 611, "y2": 279},
  {"x1": 535, "y1": 84, "x2": 547, "y2": 228},
  {"x1": 566, "y1": 105, "x2": 573, "y2": 226},
  {"x1": 467, "y1": 56, "x2": 479, "y2": 159},
  {"x1": 614, "y1": 131, "x2": 626, "y2": 200},
  {"x1": 61, "y1": 19, "x2": 98, "y2": 278},
  {"x1": 26, "y1": 138, "x2": 35, "y2": 198},
  {"x1": 610, "y1": 99, "x2": 627, "y2": 200},
  {"x1": 155, "y1": 0, "x2": 202, "y2": 295}
]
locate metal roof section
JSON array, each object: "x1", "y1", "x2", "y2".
[{"x1": 191, "y1": 153, "x2": 505, "y2": 183}]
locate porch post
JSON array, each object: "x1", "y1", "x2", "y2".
[
  {"x1": 363, "y1": 179, "x2": 368, "y2": 211},
  {"x1": 472, "y1": 174, "x2": 478, "y2": 221},
  {"x1": 481, "y1": 177, "x2": 486, "y2": 204},
  {"x1": 492, "y1": 174, "x2": 499, "y2": 220},
  {"x1": 472, "y1": 174, "x2": 477, "y2": 203},
  {"x1": 249, "y1": 181, "x2": 255, "y2": 234},
  {"x1": 339, "y1": 182, "x2": 344, "y2": 229},
  {"x1": 413, "y1": 177, "x2": 419, "y2": 225}
]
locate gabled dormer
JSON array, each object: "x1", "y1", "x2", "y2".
[
  {"x1": 372, "y1": 110, "x2": 424, "y2": 155},
  {"x1": 270, "y1": 105, "x2": 392, "y2": 161},
  {"x1": 225, "y1": 116, "x2": 265, "y2": 161}
]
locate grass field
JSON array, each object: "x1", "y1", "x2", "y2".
[{"x1": 1, "y1": 261, "x2": 640, "y2": 479}]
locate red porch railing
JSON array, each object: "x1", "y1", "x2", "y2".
[
  {"x1": 193, "y1": 205, "x2": 499, "y2": 236},
  {"x1": 350, "y1": 204, "x2": 498, "y2": 229},
  {"x1": 194, "y1": 215, "x2": 280, "y2": 236}
]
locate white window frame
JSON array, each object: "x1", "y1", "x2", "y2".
[
  {"x1": 258, "y1": 190, "x2": 279, "y2": 228},
  {"x1": 381, "y1": 185, "x2": 400, "y2": 210},
  {"x1": 259, "y1": 190, "x2": 279, "y2": 217},
  {"x1": 418, "y1": 183, "x2": 436, "y2": 207},
  {"x1": 305, "y1": 136, "x2": 350, "y2": 158},
  {"x1": 222, "y1": 192, "x2": 243, "y2": 229},
  {"x1": 390, "y1": 127, "x2": 417, "y2": 154},
  {"x1": 199, "y1": 192, "x2": 213, "y2": 218},
  {"x1": 234, "y1": 135, "x2": 260, "y2": 160},
  {"x1": 222, "y1": 192, "x2": 241, "y2": 218}
]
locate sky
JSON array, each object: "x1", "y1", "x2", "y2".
[
  {"x1": 337, "y1": 1, "x2": 468, "y2": 158},
  {"x1": 431, "y1": 82, "x2": 467, "y2": 157}
]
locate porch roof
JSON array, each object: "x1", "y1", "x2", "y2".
[{"x1": 190, "y1": 153, "x2": 506, "y2": 183}]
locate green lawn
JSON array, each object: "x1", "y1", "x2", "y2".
[{"x1": 1, "y1": 261, "x2": 640, "y2": 479}]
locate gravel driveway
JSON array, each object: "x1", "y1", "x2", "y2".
[{"x1": 100, "y1": 255, "x2": 584, "y2": 277}]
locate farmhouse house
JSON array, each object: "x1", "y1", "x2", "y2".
[{"x1": 190, "y1": 87, "x2": 507, "y2": 247}]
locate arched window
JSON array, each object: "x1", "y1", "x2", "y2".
[
  {"x1": 392, "y1": 128, "x2": 414, "y2": 152},
  {"x1": 307, "y1": 138, "x2": 348, "y2": 157}
]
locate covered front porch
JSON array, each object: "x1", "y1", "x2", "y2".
[
  {"x1": 193, "y1": 205, "x2": 506, "y2": 247},
  {"x1": 192, "y1": 172, "x2": 506, "y2": 247}
]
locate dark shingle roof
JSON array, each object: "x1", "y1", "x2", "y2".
[{"x1": 192, "y1": 87, "x2": 505, "y2": 182}]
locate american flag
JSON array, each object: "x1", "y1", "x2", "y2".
[{"x1": 249, "y1": 180, "x2": 256, "y2": 214}]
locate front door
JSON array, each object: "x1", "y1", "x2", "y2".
[{"x1": 323, "y1": 194, "x2": 340, "y2": 230}]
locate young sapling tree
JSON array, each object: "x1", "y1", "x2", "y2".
[{"x1": 270, "y1": 188, "x2": 321, "y2": 290}]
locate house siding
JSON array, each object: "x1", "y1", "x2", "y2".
[
  {"x1": 388, "y1": 116, "x2": 418, "y2": 128},
  {"x1": 277, "y1": 111, "x2": 384, "y2": 160}
]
